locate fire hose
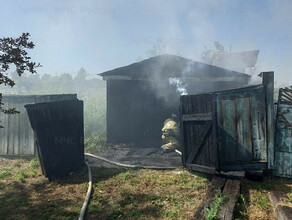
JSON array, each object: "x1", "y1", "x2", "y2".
[
  {"x1": 78, "y1": 151, "x2": 182, "y2": 219},
  {"x1": 78, "y1": 161, "x2": 92, "y2": 220}
]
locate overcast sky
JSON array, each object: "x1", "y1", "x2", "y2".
[{"x1": 1, "y1": 0, "x2": 292, "y2": 85}]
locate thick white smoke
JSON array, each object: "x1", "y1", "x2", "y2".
[{"x1": 169, "y1": 77, "x2": 187, "y2": 95}]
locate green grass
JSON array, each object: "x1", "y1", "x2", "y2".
[
  {"x1": 233, "y1": 179, "x2": 290, "y2": 219},
  {"x1": 16, "y1": 169, "x2": 28, "y2": 183},
  {"x1": 0, "y1": 168, "x2": 11, "y2": 180},
  {"x1": 84, "y1": 131, "x2": 107, "y2": 153},
  {"x1": 236, "y1": 194, "x2": 247, "y2": 218},
  {"x1": 88, "y1": 169, "x2": 210, "y2": 219},
  {"x1": 205, "y1": 190, "x2": 225, "y2": 220}
]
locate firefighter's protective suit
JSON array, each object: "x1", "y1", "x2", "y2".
[{"x1": 161, "y1": 118, "x2": 180, "y2": 152}]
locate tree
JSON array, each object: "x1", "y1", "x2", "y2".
[
  {"x1": 75, "y1": 67, "x2": 88, "y2": 81},
  {"x1": 0, "y1": 33, "x2": 40, "y2": 127}
]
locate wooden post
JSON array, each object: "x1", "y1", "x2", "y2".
[{"x1": 261, "y1": 72, "x2": 274, "y2": 169}]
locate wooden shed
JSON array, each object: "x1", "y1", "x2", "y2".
[
  {"x1": 0, "y1": 94, "x2": 77, "y2": 156},
  {"x1": 99, "y1": 54, "x2": 251, "y2": 147}
]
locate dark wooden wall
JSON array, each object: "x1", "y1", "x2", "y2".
[
  {"x1": 25, "y1": 100, "x2": 84, "y2": 179},
  {"x1": 106, "y1": 80, "x2": 179, "y2": 147},
  {"x1": 180, "y1": 94, "x2": 218, "y2": 172},
  {"x1": 106, "y1": 77, "x2": 250, "y2": 148}
]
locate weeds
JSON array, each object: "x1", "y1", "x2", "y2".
[
  {"x1": 205, "y1": 190, "x2": 225, "y2": 220},
  {"x1": 16, "y1": 169, "x2": 28, "y2": 183},
  {"x1": 0, "y1": 168, "x2": 11, "y2": 180},
  {"x1": 236, "y1": 194, "x2": 247, "y2": 217},
  {"x1": 30, "y1": 157, "x2": 40, "y2": 169},
  {"x1": 85, "y1": 131, "x2": 107, "y2": 153}
]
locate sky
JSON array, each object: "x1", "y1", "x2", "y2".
[{"x1": 1, "y1": 0, "x2": 292, "y2": 85}]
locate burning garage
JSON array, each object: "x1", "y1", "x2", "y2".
[{"x1": 99, "y1": 54, "x2": 251, "y2": 147}]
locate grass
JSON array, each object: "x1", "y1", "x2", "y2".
[
  {"x1": 205, "y1": 190, "x2": 225, "y2": 220},
  {"x1": 0, "y1": 168, "x2": 11, "y2": 180},
  {"x1": 0, "y1": 157, "x2": 210, "y2": 220},
  {"x1": 236, "y1": 194, "x2": 247, "y2": 218},
  {"x1": 87, "y1": 169, "x2": 210, "y2": 219},
  {"x1": 2, "y1": 156, "x2": 291, "y2": 219},
  {"x1": 85, "y1": 131, "x2": 107, "y2": 153},
  {"x1": 234, "y1": 178, "x2": 292, "y2": 220}
]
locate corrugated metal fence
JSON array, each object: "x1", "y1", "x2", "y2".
[{"x1": 0, "y1": 94, "x2": 77, "y2": 155}]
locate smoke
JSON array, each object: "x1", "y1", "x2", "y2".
[{"x1": 169, "y1": 77, "x2": 188, "y2": 95}]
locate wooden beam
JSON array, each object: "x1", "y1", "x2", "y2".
[
  {"x1": 182, "y1": 113, "x2": 212, "y2": 121},
  {"x1": 179, "y1": 103, "x2": 187, "y2": 166},
  {"x1": 218, "y1": 179, "x2": 240, "y2": 220},
  {"x1": 186, "y1": 163, "x2": 215, "y2": 174},
  {"x1": 220, "y1": 162, "x2": 267, "y2": 171},
  {"x1": 262, "y1": 72, "x2": 275, "y2": 169},
  {"x1": 192, "y1": 176, "x2": 226, "y2": 220},
  {"x1": 186, "y1": 121, "x2": 212, "y2": 164}
]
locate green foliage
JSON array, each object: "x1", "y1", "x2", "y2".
[
  {"x1": 205, "y1": 190, "x2": 225, "y2": 220},
  {"x1": 0, "y1": 168, "x2": 11, "y2": 180},
  {"x1": 16, "y1": 169, "x2": 27, "y2": 183},
  {"x1": 30, "y1": 157, "x2": 40, "y2": 169},
  {"x1": 85, "y1": 131, "x2": 107, "y2": 153},
  {"x1": 11, "y1": 157, "x2": 41, "y2": 183},
  {"x1": 236, "y1": 194, "x2": 247, "y2": 217},
  {"x1": 0, "y1": 33, "x2": 40, "y2": 127}
]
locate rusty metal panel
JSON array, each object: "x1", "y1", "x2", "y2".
[
  {"x1": 274, "y1": 87, "x2": 292, "y2": 178},
  {"x1": 217, "y1": 86, "x2": 267, "y2": 168}
]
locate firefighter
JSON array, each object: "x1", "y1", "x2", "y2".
[{"x1": 161, "y1": 115, "x2": 180, "y2": 152}]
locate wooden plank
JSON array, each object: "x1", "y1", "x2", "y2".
[
  {"x1": 218, "y1": 179, "x2": 240, "y2": 220},
  {"x1": 202, "y1": 94, "x2": 210, "y2": 167},
  {"x1": 192, "y1": 176, "x2": 226, "y2": 220},
  {"x1": 187, "y1": 96, "x2": 194, "y2": 163},
  {"x1": 205, "y1": 95, "x2": 212, "y2": 167},
  {"x1": 7, "y1": 102, "x2": 14, "y2": 154},
  {"x1": 212, "y1": 94, "x2": 219, "y2": 169},
  {"x1": 0, "y1": 109, "x2": 6, "y2": 154},
  {"x1": 13, "y1": 100, "x2": 20, "y2": 155},
  {"x1": 220, "y1": 162, "x2": 267, "y2": 171},
  {"x1": 186, "y1": 163, "x2": 215, "y2": 174},
  {"x1": 186, "y1": 121, "x2": 212, "y2": 164},
  {"x1": 197, "y1": 94, "x2": 207, "y2": 166},
  {"x1": 179, "y1": 102, "x2": 187, "y2": 166},
  {"x1": 250, "y1": 90, "x2": 267, "y2": 161},
  {"x1": 236, "y1": 92, "x2": 253, "y2": 162},
  {"x1": 269, "y1": 191, "x2": 292, "y2": 220},
  {"x1": 218, "y1": 94, "x2": 237, "y2": 164},
  {"x1": 182, "y1": 113, "x2": 212, "y2": 121},
  {"x1": 262, "y1": 72, "x2": 274, "y2": 169}
]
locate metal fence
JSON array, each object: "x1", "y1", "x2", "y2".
[{"x1": 0, "y1": 94, "x2": 77, "y2": 155}]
